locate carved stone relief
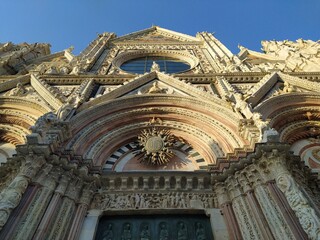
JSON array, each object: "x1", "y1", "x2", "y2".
[{"x1": 95, "y1": 192, "x2": 214, "y2": 211}]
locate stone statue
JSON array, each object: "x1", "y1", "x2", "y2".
[
  {"x1": 150, "y1": 61, "x2": 160, "y2": 72},
  {"x1": 45, "y1": 66, "x2": 58, "y2": 74},
  {"x1": 252, "y1": 112, "x2": 270, "y2": 141},
  {"x1": 70, "y1": 60, "x2": 83, "y2": 75},
  {"x1": 60, "y1": 66, "x2": 70, "y2": 74},
  {"x1": 7, "y1": 82, "x2": 27, "y2": 97},
  {"x1": 57, "y1": 94, "x2": 84, "y2": 121},
  {"x1": 57, "y1": 100, "x2": 74, "y2": 120},
  {"x1": 147, "y1": 82, "x2": 166, "y2": 94},
  {"x1": 233, "y1": 93, "x2": 253, "y2": 118},
  {"x1": 0, "y1": 210, "x2": 8, "y2": 227},
  {"x1": 281, "y1": 82, "x2": 300, "y2": 93}
]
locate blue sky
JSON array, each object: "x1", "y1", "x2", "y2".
[{"x1": 1, "y1": 0, "x2": 319, "y2": 54}]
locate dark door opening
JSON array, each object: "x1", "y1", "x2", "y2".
[{"x1": 95, "y1": 214, "x2": 214, "y2": 240}]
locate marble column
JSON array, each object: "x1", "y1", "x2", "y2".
[
  {"x1": 215, "y1": 182, "x2": 242, "y2": 240},
  {"x1": 32, "y1": 175, "x2": 69, "y2": 240},
  {"x1": 236, "y1": 172, "x2": 274, "y2": 239},
  {"x1": 12, "y1": 165, "x2": 58, "y2": 240},
  {"x1": 0, "y1": 154, "x2": 45, "y2": 230},
  {"x1": 227, "y1": 177, "x2": 262, "y2": 240},
  {"x1": 256, "y1": 150, "x2": 313, "y2": 239},
  {"x1": 245, "y1": 164, "x2": 295, "y2": 240},
  {"x1": 78, "y1": 209, "x2": 102, "y2": 240},
  {"x1": 0, "y1": 184, "x2": 38, "y2": 240},
  {"x1": 66, "y1": 184, "x2": 93, "y2": 240},
  {"x1": 46, "y1": 179, "x2": 82, "y2": 240},
  {"x1": 267, "y1": 181, "x2": 308, "y2": 239},
  {"x1": 245, "y1": 190, "x2": 274, "y2": 239}
]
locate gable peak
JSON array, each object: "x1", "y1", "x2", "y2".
[{"x1": 113, "y1": 26, "x2": 200, "y2": 43}]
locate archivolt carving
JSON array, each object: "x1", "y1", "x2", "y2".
[
  {"x1": 82, "y1": 121, "x2": 223, "y2": 165},
  {"x1": 0, "y1": 109, "x2": 37, "y2": 124},
  {"x1": 254, "y1": 92, "x2": 320, "y2": 118},
  {"x1": 269, "y1": 106, "x2": 320, "y2": 125},
  {"x1": 0, "y1": 97, "x2": 52, "y2": 115},
  {"x1": 280, "y1": 121, "x2": 320, "y2": 143},
  {"x1": 74, "y1": 95, "x2": 238, "y2": 130},
  {"x1": 73, "y1": 106, "x2": 242, "y2": 152}
]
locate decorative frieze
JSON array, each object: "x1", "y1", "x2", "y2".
[{"x1": 94, "y1": 191, "x2": 214, "y2": 211}]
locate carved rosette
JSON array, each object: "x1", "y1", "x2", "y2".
[{"x1": 137, "y1": 128, "x2": 175, "y2": 165}]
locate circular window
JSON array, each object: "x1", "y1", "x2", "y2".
[
  {"x1": 120, "y1": 56, "x2": 190, "y2": 74},
  {"x1": 112, "y1": 50, "x2": 199, "y2": 75}
]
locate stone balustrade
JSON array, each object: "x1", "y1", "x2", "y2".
[{"x1": 101, "y1": 172, "x2": 212, "y2": 191}]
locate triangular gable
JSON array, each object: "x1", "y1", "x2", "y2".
[
  {"x1": 78, "y1": 71, "x2": 228, "y2": 111},
  {"x1": 113, "y1": 26, "x2": 200, "y2": 43}
]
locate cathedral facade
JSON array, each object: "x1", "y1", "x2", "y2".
[{"x1": 0, "y1": 27, "x2": 319, "y2": 239}]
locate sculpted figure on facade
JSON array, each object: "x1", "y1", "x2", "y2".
[
  {"x1": 57, "y1": 93, "x2": 84, "y2": 120},
  {"x1": 97, "y1": 192, "x2": 213, "y2": 210},
  {"x1": 233, "y1": 93, "x2": 253, "y2": 118},
  {"x1": 150, "y1": 61, "x2": 160, "y2": 72},
  {"x1": 6, "y1": 82, "x2": 27, "y2": 97},
  {"x1": 252, "y1": 112, "x2": 270, "y2": 141}
]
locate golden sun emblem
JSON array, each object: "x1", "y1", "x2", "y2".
[{"x1": 137, "y1": 128, "x2": 175, "y2": 165}]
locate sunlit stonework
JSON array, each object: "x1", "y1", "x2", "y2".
[
  {"x1": 137, "y1": 128, "x2": 175, "y2": 165},
  {"x1": 0, "y1": 26, "x2": 320, "y2": 240}
]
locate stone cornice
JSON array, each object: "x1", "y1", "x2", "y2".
[
  {"x1": 30, "y1": 74, "x2": 63, "y2": 111},
  {"x1": 278, "y1": 72, "x2": 320, "y2": 92},
  {"x1": 14, "y1": 71, "x2": 320, "y2": 86},
  {"x1": 0, "y1": 97, "x2": 52, "y2": 114},
  {"x1": 113, "y1": 41, "x2": 202, "y2": 46},
  {"x1": 209, "y1": 142, "x2": 291, "y2": 181},
  {"x1": 0, "y1": 75, "x2": 30, "y2": 93}
]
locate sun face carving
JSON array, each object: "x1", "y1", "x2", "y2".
[{"x1": 137, "y1": 128, "x2": 175, "y2": 165}]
